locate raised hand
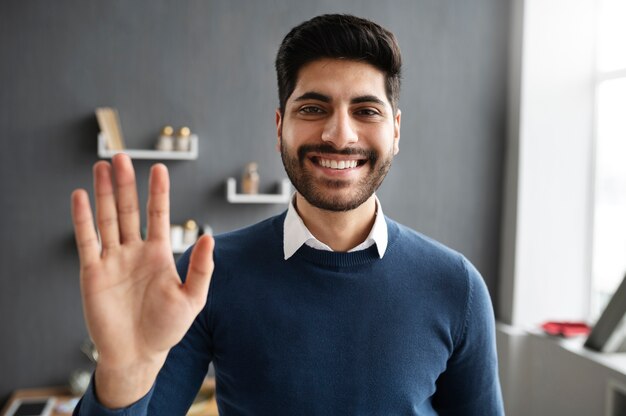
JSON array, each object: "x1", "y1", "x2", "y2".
[{"x1": 71, "y1": 153, "x2": 214, "y2": 408}]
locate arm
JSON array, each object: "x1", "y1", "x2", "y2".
[
  {"x1": 432, "y1": 258, "x2": 504, "y2": 415},
  {"x1": 70, "y1": 154, "x2": 214, "y2": 413},
  {"x1": 147, "y1": 249, "x2": 214, "y2": 414}
]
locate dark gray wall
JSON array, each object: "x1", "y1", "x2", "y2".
[{"x1": 0, "y1": 0, "x2": 509, "y2": 403}]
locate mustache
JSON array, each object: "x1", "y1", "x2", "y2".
[{"x1": 297, "y1": 144, "x2": 378, "y2": 162}]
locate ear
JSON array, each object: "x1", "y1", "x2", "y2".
[
  {"x1": 393, "y1": 109, "x2": 401, "y2": 155},
  {"x1": 275, "y1": 108, "x2": 283, "y2": 153}
]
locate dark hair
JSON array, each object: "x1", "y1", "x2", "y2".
[{"x1": 275, "y1": 14, "x2": 402, "y2": 115}]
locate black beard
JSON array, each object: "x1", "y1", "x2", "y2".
[{"x1": 280, "y1": 141, "x2": 393, "y2": 212}]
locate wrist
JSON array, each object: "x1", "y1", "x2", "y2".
[{"x1": 94, "y1": 357, "x2": 165, "y2": 409}]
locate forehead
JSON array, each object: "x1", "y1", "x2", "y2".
[{"x1": 290, "y1": 58, "x2": 389, "y2": 105}]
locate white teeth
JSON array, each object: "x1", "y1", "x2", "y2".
[{"x1": 318, "y1": 158, "x2": 358, "y2": 169}]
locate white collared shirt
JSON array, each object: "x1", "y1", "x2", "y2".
[{"x1": 283, "y1": 194, "x2": 388, "y2": 260}]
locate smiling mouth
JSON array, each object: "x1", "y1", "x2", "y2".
[
  {"x1": 310, "y1": 156, "x2": 368, "y2": 170},
  {"x1": 314, "y1": 156, "x2": 365, "y2": 170},
  {"x1": 297, "y1": 144, "x2": 375, "y2": 171}
]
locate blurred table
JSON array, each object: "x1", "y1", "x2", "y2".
[
  {"x1": 2, "y1": 378, "x2": 217, "y2": 416},
  {"x1": 1, "y1": 386, "x2": 76, "y2": 416}
]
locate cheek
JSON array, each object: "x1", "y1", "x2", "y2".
[
  {"x1": 283, "y1": 118, "x2": 324, "y2": 140},
  {"x1": 279, "y1": 134, "x2": 297, "y2": 158},
  {"x1": 365, "y1": 126, "x2": 397, "y2": 151}
]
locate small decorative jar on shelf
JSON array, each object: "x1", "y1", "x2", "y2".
[
  {"x1": 176, "y1": 127, "x2": 192, "y2": 152},
  {"x1": 183, "y1": 219, "x2": 199, "y2": 246},
  {"x1": 170, "y1": 219, "x2": 199, "y2": 254},
  {"x1": 155, "y1": 125, "x2": 175, "y2": 151}
]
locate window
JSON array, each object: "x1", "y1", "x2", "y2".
[{"x1": 590, "y1": 0, "x2": 626, "y2": 318}]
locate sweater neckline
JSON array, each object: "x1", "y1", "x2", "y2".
[
  {"x1": 273, "y1": 212, "x2": 397, "y2": 268},
  {"x1": 293, "y1": 244, "x2": 380, "y2": 267}
]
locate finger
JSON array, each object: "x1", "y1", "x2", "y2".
[
  {"x1": 94, "y1": 161, "x2": 120, "y2": 250},
  {"x1": 146, "y1": 163, "x2": 170, "y2": 242},
  {"x1": 71, "y1": 189, "x2": 100, "y2": 268},
  {"x1": 112, "y1": 154, "x2": 141, "y2": 243},
  {"x1": 183, "y1": 235, "x2": 215, "y2": 310}
]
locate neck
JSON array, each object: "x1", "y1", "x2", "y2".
[{"x1": 294, "y1": 193, "x2": 377, "y2": 252}]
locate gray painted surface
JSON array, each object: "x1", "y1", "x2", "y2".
[
  {"x1": 497, "y1": 326, "x2": 626, "y2": 416},
  {"x1": 0, "y1": 0, "x2": 509, "y2": 402}
]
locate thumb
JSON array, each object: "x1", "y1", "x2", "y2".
[{"x1": 183, "y1": 235, "x2": 215, "y2": 311}]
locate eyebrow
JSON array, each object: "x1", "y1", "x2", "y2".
[
  {"x1": 293, "y1": 91, "x2": 331, "y2": 103},
  {"x1": 350, "y1": 95, "x2": 386, "y2": 106},
  {"x1": 293, "y1": 91, "x2": 386, "y2": 107}
]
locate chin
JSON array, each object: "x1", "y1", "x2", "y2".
[{"x1": 300, "y1": 186, "x2": 374, "y2": 212}]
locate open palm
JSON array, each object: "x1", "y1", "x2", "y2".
[{"x1": 71, "y1": 154, "x2": 214, "y2": 407}]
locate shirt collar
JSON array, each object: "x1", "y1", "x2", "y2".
[{"x1": 283, "y1": 194, "x2": 388, "y2": 260}]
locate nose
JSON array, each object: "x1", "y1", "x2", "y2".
[{"x1": 321, "y1": 111, "x2": 358, "y2": 148}]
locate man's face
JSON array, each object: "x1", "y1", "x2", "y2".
[{"x1": 276, "y1": 58, "x2": 401, "y2": 212}]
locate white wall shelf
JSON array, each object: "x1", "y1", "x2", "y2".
[
  {"x1": 226, "y1": 177, "x2": 291, "y2": 204},
  {"x1": 98, "y1": 133, "x2": 199, "y2": 160},
  {"x1": 172, "y1": 242, "x2": 193, "y2": 254}
]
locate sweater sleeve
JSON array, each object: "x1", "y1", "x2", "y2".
[
  {"x1": 432, "y1": 257, "x2": 504, "y2": 415},
  {"x1": 72, "y1": 378, "x2": 154, "y2": 416},
  {"x1": 73, "y1": 248, "x2": 213, "y2": 416}
]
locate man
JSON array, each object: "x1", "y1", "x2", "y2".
[{"x1": 71, "y1": 14, "x2": 504, "y2": 415}]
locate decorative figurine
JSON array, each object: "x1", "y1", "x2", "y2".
[{"x1": 242, "y1": 162, "x2": 260, "y2": 194}]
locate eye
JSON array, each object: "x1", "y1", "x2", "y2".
[
  {"x1": 354, "y1": 108, "x2": 382, "y2": 117},
  {"x1": 298, "y1": 105, "x2": 325, "y2": 114}
]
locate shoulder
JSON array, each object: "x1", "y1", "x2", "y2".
[
  {"x1": 384, "y1": 216, "x2": 488, "y2": 312},
  {"x1": 386, "y1": 218, "x2": 495, "y2": 343},
  {"x1": 385, "y1": 217, "x2": 469, "y2": 271}
]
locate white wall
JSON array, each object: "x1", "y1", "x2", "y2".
[{"x1": 499, "y1": 0, "x2": 596, "y2": 326}]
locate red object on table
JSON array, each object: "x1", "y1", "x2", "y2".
[{"x1": 541, "y1": 321, "x2": 591, "y2": 337}]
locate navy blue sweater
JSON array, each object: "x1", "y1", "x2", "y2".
[{"x1": 77, "y1": 213, "x2": 503, "y2": 415}]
